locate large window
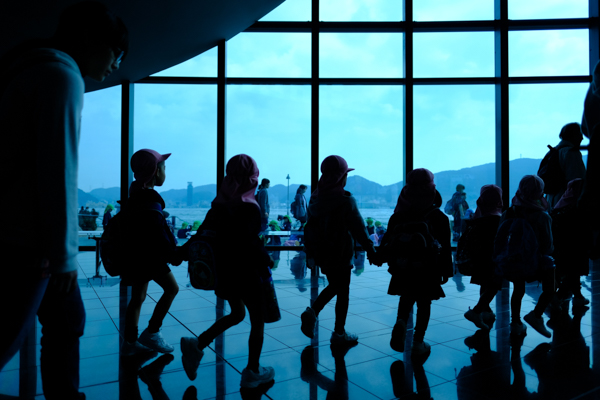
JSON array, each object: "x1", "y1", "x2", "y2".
[{"x1": 79, "y1": 0, "x2": 597, "y2": 240}]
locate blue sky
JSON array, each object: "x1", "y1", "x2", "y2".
[{"x1": 78, "y1": 0, "x2": 592, "y2": 194}]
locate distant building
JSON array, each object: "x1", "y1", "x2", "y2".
[{"x1": 187, "y1": 182, "x2": 193, "y2": 206}]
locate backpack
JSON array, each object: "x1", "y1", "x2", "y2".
[
  {"x1": 455, "y1": 222, "x2": 477, "y2": 276},
  {"x1": 382, "y1": 209, "x2": 442, "y2": 274},
  {"x1": 303, "y1": 212, "x2": 351, "y2": 270},
  {"x1": 493, "y1": 207, "x2": 539, "y2": 281},
  {"x1": 290, "y1": 200, "x2": 298, "y2": 218},
  {"x1": 537, "y1": 145, "x2": 566, "y2": 195},
  {"x1": 444, "y1": 199, "x2": 453, "y2": 215},
  {"x1": 99, "y1": 202, "x2": 163, "y2": 277},
  {"x1": 187, "y1": 213, "x2": 219, "y2": 290}
]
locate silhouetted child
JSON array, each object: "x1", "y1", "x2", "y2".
[
  {"x1": 496, "y1": 175, "x2": 555, "y2": 338},
  {"x1": 463, "y1": 185, "x2": 504, "y2": 330},
  {"x1": 379, "y1": 168, "x2": 453, "y2": 356},
  {"x1": 179, "y1": 154, "x2": 276, "y2": 388},
  {"x1": 301, "y1": 155, "x2": 376, "y2": 345},
  {"x1": 122, "y1": 149, "x2": 180, "y2": 355}
]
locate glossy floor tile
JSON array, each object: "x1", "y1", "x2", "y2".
[{"x1": 1, "y1": 253, "x2": 599, "y2": 399}]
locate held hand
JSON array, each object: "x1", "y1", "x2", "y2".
[{"x1": 50, "y1": 270, "x2": 78, "y2": 294}]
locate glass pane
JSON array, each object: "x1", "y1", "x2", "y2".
[
  {"x1": 414, "y1": 32, "x2": 494, "y2": 78},
  {"x1": 414, "y1": 85, "x2": 496, "y2": 239},
  {"x1": 152, "y1": 47, "x2": 217, "y2": 77},
  {"x1": 414, "y1": 0, "x2": 494, "y2": 21},
  {"x1": 508, "y1": 0, "x2": 588, "y2": 19},
  {"x1": 509, "y1": 83, "x2": 590, "y2": 200},
  {"x1": 227, "y1": 85, "x2": 311, "y2": 238},
  {"x1": 320, "y1": 0, "x2": 403, "y2": 21},
  {"x1": 227, "y1": 33, "x2": 310, "y2": 78},
  {"x1": 320, "y1": 33, "x2": 404, "y2": 78},
  {"x1": 79, "y1": 86, "x2": 121, "y2": 238},
  {"x1": 509, "y1": 30, "x2": 589, "y2": 77},
  {"x1": 319, "y1": 86, "x2": 404, "y2": 234},
  {"x1": 260, "y1": 0, "x2": 311, "y2": 21},
  {"x1": 134, "y1": 84, "x2": 217, "y2": 275}
]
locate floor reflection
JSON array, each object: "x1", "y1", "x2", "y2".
[{"x1": 1, "y1": 255, "x2": 598, "y2": 400}]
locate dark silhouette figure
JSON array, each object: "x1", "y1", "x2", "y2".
[
  {"x1": 0, "y1": 3, "x2": 128, "y2": 399},
  {"x1": 379, "y1": 168, "x2": 453, "y2": 357}
]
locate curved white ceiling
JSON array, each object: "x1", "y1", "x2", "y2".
[{"x1": 1, "y1": 0, "x2": 284, "y2": 92}]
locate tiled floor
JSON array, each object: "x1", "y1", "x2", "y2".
[{"x1": 1, "y1": 252, "x2": 599, "y2": 400}]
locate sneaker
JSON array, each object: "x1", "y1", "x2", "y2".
[
  {"x1": 121, "y1": 340, "x2": 153, "y2": 357},
  {"x1": 464, "y1": 308, "x2": 489, "y2": 330},
  {"x1": 138, "y1": 328, "x2": 174, "y2": 353},
  {"x1": 510, "y1": 321, "x2": 527, "y2": 336},
  {"x1": 523, "y1": 311, "x2": 551, "y2": 338},
  {"x1": 411, "y1": 340, "x2": 431, "y2": 356},
  {"x1": 572, "y1": 297, "x2": 590, "y2": 307},
  {"x1": 330, "y1": 331, "x2": 359, "y2": 345},
  {"x1": 240, "y1": 366, "x2": 275, "y2": 388},
  {"x1": 180, "y1": 337, "x2": 204, "y2": 380},
  {"x1": 481, "y1": 311, "x2": 496, "y2": 326},
  {"x1": 390, "y1": 319, "x2": 407, "y2": 352},
  {"x1": 301, "y1": 307, "x2": 317, "y2": 339}
]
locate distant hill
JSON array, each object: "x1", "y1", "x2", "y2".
[{"x1": 79, "y1": 154, "x2": 588, "y2": 209}]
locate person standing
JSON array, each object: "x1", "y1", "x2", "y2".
[
  {"x1": 293, "y1": 184, "x2": 308, "y2": 229},
  {"x1": 449, "y1": 184, "x2": 469, "y2": 241},
  {"x1": 257, "y1": 178, "x2": 270, "y2": 231},
  {"x1": 542, "y1": 123, "x2": 586, "y2": 208},
  {"x1": 102, "y1": 204, "x2": 114, "y2": 229},
  {"x1": 0, "y1": 2, "x2": 128, "y2": 399}
]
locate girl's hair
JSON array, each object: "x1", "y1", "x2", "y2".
[
  {"x1": 456, "y1": 184, "x2": 465, "y2": 192},
  {"x1": 297, "y1": 184, "x2": 307, "y2": 194}
]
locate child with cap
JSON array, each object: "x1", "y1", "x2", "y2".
[
  {"x1": 378, "y1": 168, "x2": 453, "y2": 356},
  {"x1": 179, "y1": 154, "x2": 276, "y2": 388},
  {"x1": 121, "y1": 149, "x2": 181, "y2": 355},
  {"x1": 301, "y1": 155, "x2": 377, "y2": 345}
]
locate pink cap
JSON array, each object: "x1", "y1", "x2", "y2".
[{"x1": 130, "y1": 149, "x2": 171, "y2": 184}]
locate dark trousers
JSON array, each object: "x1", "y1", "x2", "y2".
[
  {"x1": 260, "y1": 217, "x2": 268, "y2": 232},
  {"x1": 311, "y1": 267, "x2": 351, "y2": 334},
  {"x1": 397, "y1": 296, "x2": 432, "y2": 343},
  {"x1": 1, "y1": 269, "x2": 86, "y2": 400}
]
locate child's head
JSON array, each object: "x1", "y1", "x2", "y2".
[
  {"x1": 130, "y1": 149, "x2": 171, "y2": 189},
  {"x1": 456, "y1": 184, "x2": 465, "y2": 193},
  {"x1": 375, "y1": 221, "x2": 382, "y2": 228},
  {"x1": 365, "y1": 217, "x2": 374, "y2": 226}
]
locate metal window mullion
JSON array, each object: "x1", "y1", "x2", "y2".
[
  {"x1": 495, "y1": 0, "x2": 509, "y2": 209},
  {"x1": 590, "y1": 1, "x2": 599, "y2": 72},
  {"x1": 120, "y1": 81, "x2": 134, "y2": 203},
  {"x1": 217, "y1": 40, "x2": 227, "y2": 193},
  {"x1": 311, "y1": 0, "x2": 319, "y2": 193},
  {"x1": 403, "y1": 0, "x2": 414, "y2": 184}
]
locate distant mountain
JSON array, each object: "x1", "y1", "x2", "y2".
[{"x1": 78, "y1": 154, "x2": 588, "y2": 209}]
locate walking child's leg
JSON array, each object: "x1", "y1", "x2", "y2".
[
  {"x1": 413, "y1": 299, "x2": 431, "y2": 343},
  {"x1": 245, "y1": 297, "x2": 265, "y2": 373},
  {"x1": 197, "y1": 298, "x2": 245, "y2": 349},
  {"x1": 147, "y1": 272, "x2": 179, "y2": 333},
  {"x1": 532, "y1": 270, "x2": 556, "y2": 317},
  {"x1": 511, "y1": 281, "x2": 526, "y2": 323},
  {"x1": 332, "y1": 269, "x2": 351, "y2": 335},
  {"x1": 310, "y1": 275, "x2": 337, "y2": 316},
  {"x1": 397, "y1": 296, "x2": 416, "y2": 323},
  {"x1": 125, "y1": 282, "x2": 149, "y2": 343},
  {"x1": 473, "y1": 284, "x2": 498, "y2": 313}
]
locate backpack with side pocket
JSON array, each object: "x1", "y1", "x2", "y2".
[
  {"x1": 493, "y1": 206, "x2": 539, "y2": 281},
  {"x1": 187, "y1": 212, "x2": 219, "y2": 290},
  {"x1": 290, "y1": 200, "x2": 298, "y2": 218},
  {"x1": 537, "y1": 145, "x2": 567, "y2": 195},
  {"x1": 100, "y1": 202, "x2": 163, "y2": 277},
  {"x1": 382, "y1": 209, "x2": 442, "y2": 275},
  {"x1": 303, "y1": 211, "x2": 350, "y2": 270}
]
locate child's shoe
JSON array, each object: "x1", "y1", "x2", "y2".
[
  {"x1": 240, "y1": 366, "x2": 275, "y2": 388},
  {"x1": 411, "y1": 340, "x2": 431, "y2": 356},
  {"x1": 510, "y1": 321, "x2": 527, "y2": 337},
  {"x1": 139, "y1": 328, "x2": 174, "y2": 353},
  {"x1": 523, "y1": 311, "x2": 551, "y2": 338},
  {"x1": 180, "y1": 337, "x2": 204, "y2": 380},
  {"x1": 464, "y1": 308, "x2": 489, "y2": 330},
  {"x1": 301, "y1": 307, "x2": 317, "y2": 339},
  {"x1": 330, "y1": 331, "x2": 359, "y2": 345},
  {"x1": 390, "y1": 319, "x2": 407, "y2": 352}
]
